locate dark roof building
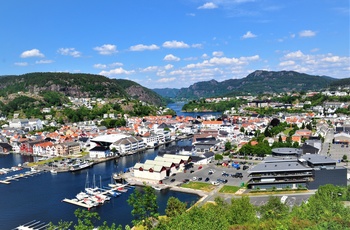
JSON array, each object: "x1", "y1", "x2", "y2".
[{"x1": 247, "y1": 153, "x2": 346, "y2": 190}]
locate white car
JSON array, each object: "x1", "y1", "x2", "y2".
[
  {"x1": 280, "y1": 195, "x2": 288, "y2": 204},
  {"x1": 192, "y1": 177, "x2": 197, "y2": 181}
]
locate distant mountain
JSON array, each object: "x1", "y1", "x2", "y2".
[
  {"x1": 152, "y1": 88, "x2": 180, "y2": 99},
  {"x1": 164, "y1": 70, "x2": 336, "y2": 100},
  {"x1": 0, "y1": 72, "x2": 166, "y2": 106}
]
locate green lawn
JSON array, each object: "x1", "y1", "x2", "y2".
[
  {"x1": 219, "y1": 185, "x2": 240, "y2": 193},
  {"x1": 181, "y1": 182, "x2": 216, "y2": 192}
]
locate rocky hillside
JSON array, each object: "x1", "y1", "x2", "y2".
[
  {"x1": 158, "y1": 70, "x2": 335, "y2": 99},
  {"x1": 0, "y1": 72, "x2": 166, "y2": 106}
]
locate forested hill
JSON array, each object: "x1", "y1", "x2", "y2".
[
  {"x1": 329, "y1": 78, "x2": 350, "y2": 89},
  {"x1": 0, "y1": 72, "x2": 166, "y2": 106},
  {"x1": 154, "y1": 70, "x2": 335, "y2": 100}
]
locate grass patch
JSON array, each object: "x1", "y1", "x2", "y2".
[
  {"x1": 219, "y1": 185, "x2": 240, "y2": 193},
  {"x1": 181, "y1": 182, "x2": 216, "y2": 192},
  {"x1": 249, "y1": 188, "x2": 308, "y2": 195}
]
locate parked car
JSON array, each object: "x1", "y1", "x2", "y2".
[
  {"x1": 222, "y1": 172, "x2": 229, "y2": 177},
  {"x1": 183, "y1": 179, "x2": 190, "y2": 183},
  {"x1": 170, "y1": 178, "x2": 175, "y2": 182},
  {"x1": 205, "y1": 177, "x2": 210, "y2": 182},
  {"x1": 198, "y1": 177, "x2": 202, "y2": 181},
  {"x1": 192, "y1": 177, "x2": 197, "y2": 181},
  {"x1": 171, "y1": 173, "x2": 176, "y2": 176},
  {"x1": 190, "y1": 170, "x2": 194, "y2": 173},
  {"x1": 243, "y1": 165, "x2": 249, "y2": 170}
]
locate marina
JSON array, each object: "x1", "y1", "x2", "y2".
[
  {"x1": 0, "y1": 168, "x2": 44, "y2": 184},
  {"x1": 63, "y1": 173, "x2": 131, "y2": 210},
  {"x1": 0, "y1": 136, "x2": 200, "y2": 229}
]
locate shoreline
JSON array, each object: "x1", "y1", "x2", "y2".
[{"x1": 18, "y1": 135, "x2": 193, "y2": 173}]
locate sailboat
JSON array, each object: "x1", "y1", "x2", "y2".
[{"x1": 108, "y1": 175, "x2": 121, "y2": 188}]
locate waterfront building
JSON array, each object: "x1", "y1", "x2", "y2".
[
  {"x1": 89, "y1": 146, "x2": 111, "y2": 159},
  {"x1": 55, "y1": 142, "x2": 80, "y2": 155},
  {"x1": 247, "y1": 148, "x2": 347, "y2": 190},
  {"x1": 33, "y1": 142, "x2": 57, "y2": 156},
  {"x1": 133, "y1": 154, "x2": 192, "y2": 180}
]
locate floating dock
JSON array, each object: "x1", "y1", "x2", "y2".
[
  {"x1": 62, "y1": 198, "x2": 94, "y2": 210},
  {"x1": 13, "y1": 220, "x2": 49, "y2": 230},
  {"x1": 0, "y1": 170, "x2": 43, "y2": 184},
  {"x1": 63, "y1": 184, "x2": 130, "y2": 209}
]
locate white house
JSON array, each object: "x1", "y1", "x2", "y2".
[{"x1": 9, "y1": 119, "x2": 29, "y2": 129}]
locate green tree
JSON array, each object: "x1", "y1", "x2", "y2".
[
  {"x1": 224, "y1": 141, "x2": 232, "y2": 151},
  {"x1": 228, "y1": 196, "x2": 257, "y2": 225},
  {"x1": 343, "y1": 154, "x2": 348, "y2": 162},
  {"x1": 74, "y1": 209, "x2": 100, "y2": 230},
  {"x1": 259, "y1": 196, "x2": 289, "y2": 221},
  {"x1": 165, "y1": 197, "x2": 187, "y2": 218},
  {"x1": 127, "y1": 184, "x2": 159, "y2": 229},
  {"x1": 214, "y1": 154, "x2": 223, "y2": 161}
]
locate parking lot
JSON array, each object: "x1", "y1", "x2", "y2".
[{"x1": 162, "y1": 160, "x2": 252, "y2": 187}]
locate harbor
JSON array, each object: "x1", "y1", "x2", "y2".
[
  {"x1": 0, "y1": 139, "x2": 200, "y2": 229},
  {"x1": 0, "y1": 167, "x2": 44, "y2": 184}
]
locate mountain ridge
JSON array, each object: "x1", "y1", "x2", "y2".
[
  {"x1": 153, "y1": 70, "x2": 337, "y2": 99},
  {"x1": 0, "y1": 72, "x2": 166, "y2": 106}
]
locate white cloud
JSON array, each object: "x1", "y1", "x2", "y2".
[
  {"x1": 201, "y1": 53, "x2": 209, "y2": 59},
  {"x1": 242, "y1": 31, "x2": 257, "y2": 39},
  {"x1": 20, "y1": 49, "x2": 44, "y2": 58},
  {"x1": 198, "y1": 2, "x2": 218, "y2": 9},
  {"x1": 279, "y1": 50, "x2": 350, "y2": 78},
  {"x1": 192, "y1": 43, "x2": 203, "y2": 48},
  {"x1": 14, "y1": 62, "x2": 28, "y2": 66},
  {"x1": 93, "y1": 64, "x2": 107, "y2": 69},
  {"x1": 156, "y1": 70, "x2": 167, "y2": 77},
  {"x1": 109, "y1": 62, "x2": 123, "y2": 67},
  {"x1": 94, "y1": 44, "x2": 118, "y2": 55},
  {"x1": 284, "y1": 50, "x2": 304, "y2": 59},
  {"x1": 279, "y1": 60, "x2": 295, "y2": 66},
  {"x1": 187, "y1": 13, "x2": 196, "y2": 16},
  {"x1": 99, "y1": 67, "x2": 134, "y2": 76},
  {"x1": 162, "y1": 40, "x2": 190, "y2": 49},
  {"x1": 94, "y1": 62, "x2": 123, "y2": 69},
  {"x1": 156, "y1": 77, "x2": 176, "y2": 83},
  {"x1": 57, "y1": 48, "x2": 81, "y2": 57},
  {"x1": 299, "y1": 30, "x2": 316, "y2": 37},
  {"x1": 212, "y1": 51, "x2": 224, "y2": 57},
  {"x1": 35, "y1": 60, "x2": 54, "y2": 64},
  {"x1": 141, "y1": 66, "x2": 159, "y2": 72},
  {"x1": 163, "y1": 54, "x2": 180, "y2": 61},
  {"x1": 164, "y1": 64, "x2": 174, "y2": 70},
  {"x1": 129, "y1": 44, "x2": 160, "y2": 51}
]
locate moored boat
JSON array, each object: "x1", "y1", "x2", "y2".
[{"x1": 69, "y1": 161, "x2": 94, "y2": 172}]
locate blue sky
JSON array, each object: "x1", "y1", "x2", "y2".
[{"x1": 1, "y1": 0, "x2": 349, "y2": 89}]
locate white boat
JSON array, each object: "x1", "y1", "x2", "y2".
[
  {"x1": 69, "y1": 161, "x2": 94, "y2": 172},
  {"x1": 108, "y1": 190, "x2": 121, "y2": 197},
  {"x1": 115, "y1": 187, "x2": 128, "y2": 193},
  {"x1": 50, "y1": 169, "x2": 57, "y2": 174},
  {"x1": 76, "y1": 192, "x2": 89, "y2": 200},
  {"x1": 152, "y1": 185, "x2": 162, "y2": 191}
]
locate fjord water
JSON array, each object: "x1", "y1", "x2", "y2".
[{"x1": 0, "y1": 140, "x2": 199, "y2": 229}]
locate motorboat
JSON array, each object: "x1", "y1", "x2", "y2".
[{"x1": 69, "y1": 161, "x2": 94, "y2": 172}]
